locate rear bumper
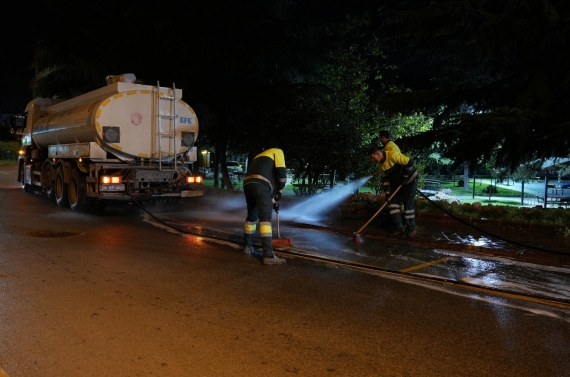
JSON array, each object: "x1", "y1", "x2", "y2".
[{"x1": 98, "y1": 189, "x2": 204, "y2": 201}]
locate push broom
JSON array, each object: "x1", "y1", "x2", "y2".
[
  {"x1": 353, "y1": 170, "x2": 417, "y2": 243},
  {"x1": 272, "y1": 201, "x2": 292, "y2": 247},
  {"x1": 353, "y1": 184, "x2": 402, "y2": 243}
]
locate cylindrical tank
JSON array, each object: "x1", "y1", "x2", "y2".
[{"x1": 30, "y1": 83, "x2": 199, "y2": 160}]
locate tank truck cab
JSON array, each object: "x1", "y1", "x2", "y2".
[
  {"x1": 18, "y1": 97, "x2": 65, "y2": 192},
  {"x1": 17, "y1": 73, "x2": 203, "y2": 213}
]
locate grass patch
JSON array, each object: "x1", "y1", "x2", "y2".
[{"x1": 459, "y1": 198, "x2": 526, "y2": 206}]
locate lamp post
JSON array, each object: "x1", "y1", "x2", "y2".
[
  {"x1": 201, "y1": 149, "x2": 210, "y2": 168},
  {"x1": 544, "y1": 172, "x2": 549, "y2": 208},
  {"x1": 472, "y1": 171, "x2": 476, "y2": 199}
]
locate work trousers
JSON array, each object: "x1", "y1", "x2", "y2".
[
  {"x1": 243, "y1": 182, "x2": 274, "y2": 256},
  {"x1": 401, "y1": 178, "x2": 417, "y2": 231},
  {"x1": 387, "y1": 178, "x2": 417, "y2": 230}
]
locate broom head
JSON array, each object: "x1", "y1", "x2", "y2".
[{"x1": 272, "y1": 237, "x2": 292, "y2": 247}]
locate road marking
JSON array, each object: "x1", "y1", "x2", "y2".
[
  {"x1": 279, "y1": 249, "x2": 570, "y2": 309},
  {"x1": 399, "y1": 256, "x2": 456, "y2": 273}
]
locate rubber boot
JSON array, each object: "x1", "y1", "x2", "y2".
[
  {"x1": 243, "y1": 233, "x2": 255, "y2": 255},
  {"x1": 261, "y1": 237, "x2": 285, "y2": 265}
]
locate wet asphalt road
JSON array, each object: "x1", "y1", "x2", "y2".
[
  {"x1": 1, "y1": 163, "x2": 570, "y2": 377},
  {"x1": 152, "y1": 187, "x2": 570, "y2": 305}
]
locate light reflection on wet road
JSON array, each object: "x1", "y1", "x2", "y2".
[{"x1": 144, "y1": 209, "x2": 570, "y2": 306}]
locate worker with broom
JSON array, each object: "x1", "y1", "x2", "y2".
[
  {"x1": 242, "y1": 147, "x2": 287, "y2": 265},
  {"x1": 368, "y1": 145, "x2": 419, "y2": 237}
]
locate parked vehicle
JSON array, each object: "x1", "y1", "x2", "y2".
[{"x1": 17, "y1": 73, "x2": 203, "y2": 213}]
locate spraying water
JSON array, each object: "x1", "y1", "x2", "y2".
[
  {"x1": 180, "y1": 176, "x2": 374, "y2": 227},
  {"x1": 281, "y1": 176, "x2": 372, "y2": 223}
]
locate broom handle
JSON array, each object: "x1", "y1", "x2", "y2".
[
  {"x1": 356, "y1": 184, "x2": 402, "y2": 234},
  {"x1": 276, "y1": 211, "x2": 281, "y2": 238}
]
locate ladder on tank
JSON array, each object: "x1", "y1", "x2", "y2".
[{"x1": 154, "y1": 81, "x2": 178, "y2": 171}]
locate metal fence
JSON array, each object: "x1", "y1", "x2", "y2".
[{"x1": 0, "y1": 150, "x2": 19, "y2": 161}]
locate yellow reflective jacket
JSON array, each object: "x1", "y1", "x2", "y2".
[
  {"x1": 376, "y1": 150, "x2": 416, "y2": 194},
  {"x1": 243, "y1": 148, "x2": 287, "y2": 194},
  {"x1": 383, "y1": 140, "x2": 401, "y2": 155},
  {"x1": 378, "y1": 150, "x2": 410, "y2": 177}
]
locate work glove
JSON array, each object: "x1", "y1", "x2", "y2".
[
  {"x1": 401, "y1": 175, "x2": 409, "y2": 186},
  {"x1": 273, "y1": 201, "x2": 280, "y2": 213},
  {"x1": 273, "y1": 192, "x2": 282, "y2": 202}
]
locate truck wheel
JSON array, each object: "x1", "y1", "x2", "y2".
[
  {"x1": 21, "y1": 175, "x2": 30, "y2": 192},
  {"x1": 19, "y1": 161, "x2": 30, "y2": 192},
  {"x1": 55, "y1": 166, "x2": 70, "y2": 207},
  {"x1": 69, "y1": 169, "x2": 87, "y2": 212},
  {"x1": 42, "y1": 163, "x2": 55, "y2": 199}
]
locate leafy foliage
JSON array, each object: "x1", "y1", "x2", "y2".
[
  {"x1": 414, "y1": 198, "x2": 570, "y2": 226},
  {"x1": 375, "y1": 0, "x2": 570, "y2": 171},
  {"x1": 482, "y1": 185, "x2": 498, "y2": 194},
  {"x1": 28, "y1": 0, "x2": 455, "y2": 190}
]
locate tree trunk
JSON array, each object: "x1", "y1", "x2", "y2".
[
  {"x1": 463, "y1": 162, "x2": 470, "y2": 191},
  {"x1": 216, "y1": 142, "x2": 234, "y2": 190}
]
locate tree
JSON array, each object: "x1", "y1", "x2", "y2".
[
  {"x1": 512, "y1": 160, "x2": 543, "y2": 204},
  {"x1": 427, "y1": 152, "x2": 452, "y2": 178},
  {"x1": 32, "y1": 0, "x2": 309, "y2": 190},
  {"x1": 29, "y1": 0, "x2": 395, "y2": 191},
  {"x1": 373, "y1": 0, "x2": 570, "y2": 172},
  {"x1": 276, "y1": 13, "x2": 386, "y2": 193}
]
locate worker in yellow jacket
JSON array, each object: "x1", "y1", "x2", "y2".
[
  {"x1": 242, "y1": 147, "x2": 287, "y2": 265},
  {"x1": 379, "y1": 130, "x2": 401, "y2": 155},
  {"x1": 368, "y1": 145, "x2": 418, "y2": 237}
]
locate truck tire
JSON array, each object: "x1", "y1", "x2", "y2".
[
  {"x1": 21, "y1": 174, "x2": 30, "y2": 192},
  {"x1": 19, "y1": 161, "x2": 30, "y2": 192},
  {"x1": 42, "y1": 163, "x2": 55, "y2": 199},
  {"x1": 55, "y1": 166, "x2": 69, "y2": 207},
  {"x1": 69, "y1": 168, "x2": 87, "y2": 212}
]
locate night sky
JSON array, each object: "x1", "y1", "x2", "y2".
[
  {"x1": 0, "y1": 0, "x2": 384, "y2": 114},
  {"x1": 0, "y1": 2, "x2": 46, "y2": 113}
]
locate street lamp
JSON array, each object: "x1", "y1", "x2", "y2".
[{"x1": 201, "y1": 149, "x2": 210, "y2": 168}]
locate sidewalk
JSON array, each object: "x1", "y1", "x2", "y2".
[
  {"x1": 495, "y1": 179, "x2": 570, "y2": 196},
  {"x1": 492, "y1": 179, "x2": 569, "y2": 208},
  {"x1": 422, "y1": 179, "x2": 569, "y2": 208}
]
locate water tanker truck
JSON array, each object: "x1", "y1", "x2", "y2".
[{"x1": 17, "y1": 73, "x2": 203, "y2": 213}]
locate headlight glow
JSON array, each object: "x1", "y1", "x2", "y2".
[
  {"x1": 186, "y1": 176, "x2": 202, "y2": 184},
  {"x1": 101, "y1": 176, "x2": 122, "y2": 184}
]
